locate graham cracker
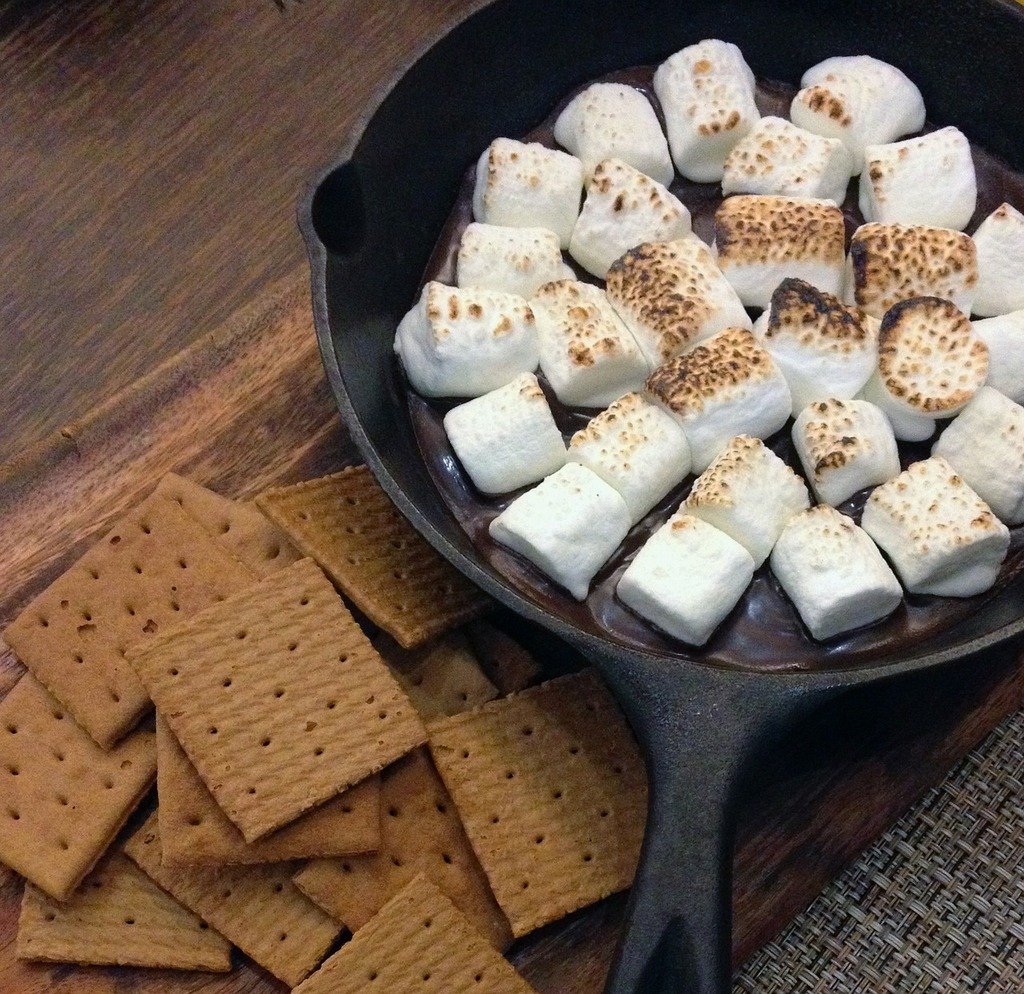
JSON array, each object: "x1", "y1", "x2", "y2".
[
  {"x1": 156, "y1": 716, "x2": 380, "y2": 865},
  {"x1": 428, "y1": 670, "x2": 648, "y2": 938},
  {"x1": 294, "y1": 747, "x2": 512, "y2": 951},
  {"x1": 255, "y1": 467, "x2": 490, "y2": 649},
  {"x1": 0, "y1": 674, "x2": 156, "y2": 901},
  {"x1": 3, "y1": 493, "x2": 257, "y2": 748},
  {"x1": 154, "y1": 472, "x2": 301, "y2": 577},
  {"x1": 465, "y1": 620, "x2": 543, "y2": 694},
  {"x1": 124, "y1": 811, "x2": 341, "y2": 986},
  {"x1": 128, "y1": 557, "x2": 425, "y2": 842},
  {"x1": 292, "y1": 874, "x2": 536, "y2": 994},
  {"x1": 17, "y1": 851, "x2": 232, "y2": 972}
]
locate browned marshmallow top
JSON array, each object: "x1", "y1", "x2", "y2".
[
  {"x1": 714, "y1": 195, "x2": 845, "y2": 265},
  {"x1": 765, "y1": 278, "x2": 872, "y2": 355}
]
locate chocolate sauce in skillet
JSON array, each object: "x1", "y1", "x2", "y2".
[{"x1": 405, "y1": 66, "x2": 1024, "y2": 674}]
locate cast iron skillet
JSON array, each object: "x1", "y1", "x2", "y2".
[{"x1": 300, "y1": 1, "x2": 1024, "y2": 990}]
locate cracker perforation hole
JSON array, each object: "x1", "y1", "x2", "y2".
[
  {"x1": 178, "y1": 558, "x2": 188, "y2": 569},
  {"x1": 275, "y1": 689, "x2": 285, "y2": 699},
  {"x1": 140, "y1": 523, "x2": 151, "y2": 535},
  {"x1": 288, "y1": 642, "x2": 298, "y2": 652},
  {"x1": 124, "y1": 917, "x2": 136, "y2": 925},
  {"x1": 314, "y1": 746, "x2": 324, "y2": 756},
  {"x1": 391, "y1": 856, "x2": 403, "y2": 867},
  {"x1": 442, "y1": 852, "x2": 453, "y2": 865},
  {"x1": 273, "y1": 882, "x2": 284, "y2": 893},
  {"x1": 261, "y1": 737, "x2": 271, "y2": 748},
  {"x1": 187, "y1": 816, "x2": 202, "y2": 826},
  {"x1": 9, "y1": 809, "x2": 19, "y2": 820},
  {"x1": 278, "y1": 932, "x2": 288, "y2": 942},
  {"x1": 58, "y1": 839, "x2": 69, "y2": 851},
  {"x1": 222, "y1": 677, "x2": 232, "y2": 688}
]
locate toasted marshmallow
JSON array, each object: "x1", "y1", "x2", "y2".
[
  {"x1": 722, "y1": 116, "x2": 852, "y2": 203},
  {"x1": 605, "y1": 239, "x2": 751, "y2": 368},
  {"x1": 770, "y1": 506, "x2": 902, "y2": 640},
  {"x1": 790, "y1": 56, "x2": 925, "y2": 174},
  {"x1": 395, "y1": 281, "x2": 538, "y2": 398},
  {"x1": 972, "y1": 203, "x2": 1024, "y2": 317},
  {"x1": 568, "y1": 392, "x2": 691, "y2": 524},
  {"x1": 713, "y1": 196, "x2": 846, "y2": 308},
  {"x1": 473, "y1": 138, "x2": 584, "y2": 247},
  {"x1": 443, "y1": 373, "x2": 566, "y2": 495},
  {"x1": 683, "y1": 435, "x2": 809, "y2": 567},
  {"x1": 644, "y1": 328, "x2": 792, "y2": 472},
  {"x1": 569, "y1": 159, "x2": 692, "y2": 278},
  {"x1": 861, "y1": 456, "x2": 1010, "y2": 597},
  {"x1": 553, "y1": 83, "x2": 674, "y2": 186},
  {"x1": 859, "y1": 128, "x2": 976, "y2": 231},
  {"x1": 932, "y1": 387, "x2": 1024, "y2": 525},
  {"x1": 531, "y1": 279, "x2": 648, "y2": 407},
  {"x1": 861, "y1": 297, "x2": 988, "y2": 441},
  {"x1": 975, "y1": 311, "x2": 1024, "y2": 404},
  {"x1": 652, "y1": 40, "x2": 759, "y2": 182},
  {"x1": 489, "y1": 462, "x2": 630, "y2": 600},
  {"x1": 847, "y1": 223, "x2": 978, "y2": 318},
  {"x1": 617, "y1": 513, "x2": 754, "y2": 646},
  {"x1": 456, "y1": 223, "x2": 573, "y2": 298},
  {"x1": 792, "y1": 398, "x2": 900, "y2": 506}
]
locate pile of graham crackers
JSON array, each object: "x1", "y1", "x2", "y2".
[{"x1": 0, "y1": 466, "x2": 648, "y2": 992}]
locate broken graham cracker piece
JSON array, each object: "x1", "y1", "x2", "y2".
[
  {"x1": 3, "y1": 493, "x2": 257, "y2": 748},
  {"x1": 0, "y1": 674, "x2": 156, "y2": 901},
  {"x1": 256, "y1": 467, "x2": 490, "y2": 649},
  {"x1": 17, "y1": 851, "x2": 231, "y2": 972},
  {"x1": 464, "y1": 620, "x2": 543, "y2": 694},
  {"x1": 429, "y1": 670, "x2": 647, "y2": 938},
  {"x1": 129, "y1": 557, "x2": 425, "y2": 842},
  {"x1": 293, "y1": 874, "x2": 536, "y2": 994},
  {"x1": 125, "y1": 811, "x2": 340, "y2": 986},
  {"x1": 295, "y1": 748, "x2": 512, "y2": 951}
]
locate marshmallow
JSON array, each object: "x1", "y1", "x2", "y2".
[
  {"x1": 473, "y1": 138, "x2": 584, "y2": 247},
  {"x1": 644, "y1": 327, "x2": 793, "y2": 472},
  {"x1": 975, "y1": 310, "x2": 1024, "y2": 404},
  {"x1": 568, "y1": 158, "x2": 692, "y2": 278},
  {"x1": 972, "y1": 202, "x2": 1024, "y2": 317},
  {"x1": 757, "y1": 278, "x2": 878, "y2": 410},
  {"x1": 722, "y1": 116, "x2": 853, "y2": 203},
  {"x1": 617, "y1": 513, "x2": 754, "y2": 646},
  {"x1": 861, "y1": 456, "x2": 1010, "y2": 597},
  {"x1": 568, "y1": 392, "x2": 691, "y2": 524},
  {"x1": 859, "y1": 127, "x2": 977, "y2": 231},
  {"x1": 652, "y1": 40, "x2": 759, "y2": 182},
  {"x1": 395, "y1": 281, "x2": 539, "y2": 398},
  {"x1": 531, "y1": 279, "x2": 648, "y2": 407},
  {"x1": 790, "y1": 56, "x2": 926, "y2": 174},
  {"x1": 553, "y1": 83, "x2": 674, "y2": 185},
  {"x1": 683, "y1": 435, "x2": 810, "y2": 567},
  {"x1": 770, "y1": 506, "x2": 902, "y2": 640},
  {"x1": 605, "y1": 239, "x2": 751, "y2": 369},
  {"x1": 932, "y1": 387, "x2": 1024, "y2": 525},
  {"x1": 847, "y1": 223, "x2": 978, "y2": 319},
  {"x1": 456, "y1": 223, "x2": 574, "y2": 298},
  {"x1": 488, "y1": 462, "x2": 630, "y2": 600},
  {"x1": 443, "y1": 373, "x2": 566, "y2": 495},
  {"x1": 792, "y1": 398, "x2": 900, "y2": 506},
  {"x1": 861, "y1": 296, "x2": 988, "y2": 441}
]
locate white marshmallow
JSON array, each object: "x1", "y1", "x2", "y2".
[
  {"x1": 605, "y1": 239, "x2": 751, "y2": 368},
  {"x1": 553, "y1": 83, "x2": 674, "y2": 186},
  {"x1": 792, "y1": 398, "x2": 900, "y2": 506},
  {"x1": 443, "y1": 373, "x2": 566, "y2": 495},
  {"x1": 652, "y1": 40, "x2": 759, "y2": 183},
  {"x1": 531, "y1": 279, "x2": 648, "y2": 407},
  {"x1": 860, "y1": 296, "x2": 988, "y2": 441},
  {"x1": 713, "y1": 196, "x2": 846, "y2": 308},
  {"x1": 473, "y1": 138, "x2": 584, "y2": 247},
  {"x1": 568, "y1": 392, "x2": 691, "y2": 524},
  {"x1": 683, "y1": 435, "x2": 810, "y2": 567},
  {"x1": 489, "y1": 462, "x2": 630, "y2": 600},
  {"x1": 975, "y1": 310, "x2": 1024, "y2": 404},
  {"x1": 790, "y1": 56, "x2": 925, "y2": 174},
  {"x1": 972, "y1": 202, "x2": 1024, "y2": 317},
  {"x1": 847, "y1": 223, "x2": 978, "y2": 319},
  {"x1": 456, "y1": 223, "x2": 574, "y2": 298},
  {"x1": 569, "y1": 158, "x2": 692, "y2": 278},
  {"x1": 861, "y1": 456, "x2": 1010, "y2": 597},
  {"x1": 859, "y1": 127, "x2": 977, "y2": 231},
  {"x1": 932, "y1": 386, "x2": 1024, "y2": 525},
  {"x1": 722, "y1": 116, "x2": 853, "y2": 203},
  {"x1": 395, "y1": 281, "x2": 539, "y2": 398},
  {"x1": 617, "y1": 513, "x2": 754, "y2": 646},
  {"x1": 644, "y1": 327, "x2": 793, "y2": 472},
  {"x1": 770, "y1": 506, "x2": 902, "y2": 640}
]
